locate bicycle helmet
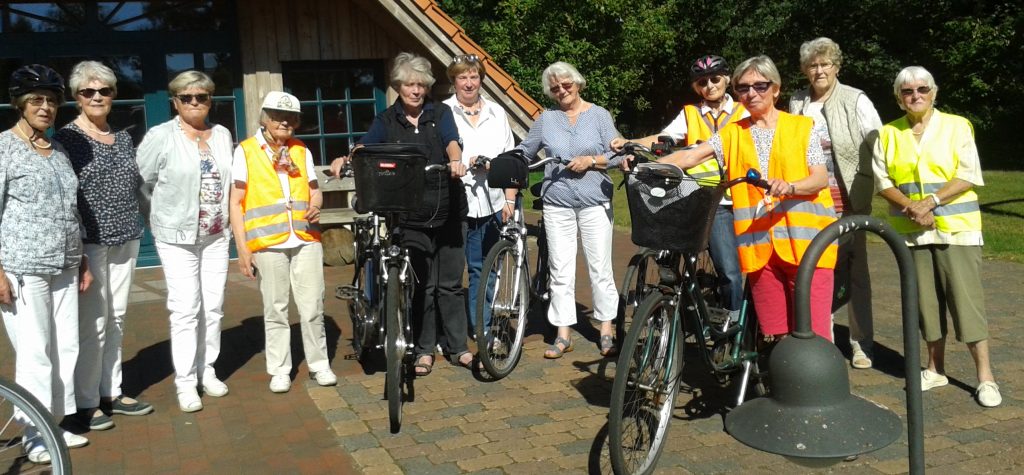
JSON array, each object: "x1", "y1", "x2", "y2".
[
  {"x1": 8, "y1": 64, "x2": 66, "y2": 104},
  {"x1": 690, "y1": 55, "x2": 730, "y2": 81}
]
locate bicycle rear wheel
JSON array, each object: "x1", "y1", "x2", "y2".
[
  {"x1": 608, "y1": 292, "x2": 682, "y2": 475},
  {"x1": 0, "y1": 376, "x2": 71, "y2": 473},
  {"x1": 694, "y1": 249, "x2": 723, "y2": 311},
  {"x1": 384, "y1": 266, "x2": 406, "y2": 433},
  {"x1": 476, "y1": 240, "x2": 529, "y2": 380}
]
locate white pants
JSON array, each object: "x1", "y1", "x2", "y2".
[
  {"x1": 253, "y1": 242, "x2": 329, "y2": 376},
  {"x1": 75, "y1": 240, "x2": 139, "y2": 408},
  {"x1": 155, "y1": 235, "x2": 228, "y2": 392},
  {"x1": 1, "y1": 268, "x2": 80, "y2": 419},
  {"x1": 543, "y1": 204, "x2": 618, "y2": 327}
]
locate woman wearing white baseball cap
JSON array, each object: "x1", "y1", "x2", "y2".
[{"x1": 228, "y1": 91, "x2": 336, "y2": 394}]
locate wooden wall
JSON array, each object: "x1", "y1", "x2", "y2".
[{"x1": 236, "y1": 0, "x2": 431, "y2": 135}]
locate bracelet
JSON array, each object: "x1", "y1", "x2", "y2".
[
  {"x1": 788, "y1": 183, "x2": 795, "y2": 195},
  {"x1": 505, "y1": 199, "x2": 516, "y2": 204},
  {"x1": 928, "y1": 193, "x2": 941, "y2": 207},
  {"x1": 590, "y1": 156, "x2": 597, "y2": 168}
]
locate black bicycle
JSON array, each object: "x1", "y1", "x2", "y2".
[
  {"x1": 336, "y1": 144, "x2": 453, "y2": 433},
  {"x1": 0, "y1": 375, "x2": 72, "y2": 472},
  {"x1": 607, "y1": 143, "x2": 771, "y2": 474}
]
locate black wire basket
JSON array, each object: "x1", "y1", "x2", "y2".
[{"x1": 624, "y1": 169, "x2": 725, "y2": 254}]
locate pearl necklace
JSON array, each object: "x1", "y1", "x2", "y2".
[
  {"x1": 77, "y1": 117, "x2": 112, "y2": 136},
  {"x1": 14, "y1": 122, "x2": 52, "y2": 150}
]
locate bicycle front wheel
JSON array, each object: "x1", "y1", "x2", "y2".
[
  {"x1": 384, "y1": 266, "x2": 405, "y2": 433},
  {"x1": 0, "y1": 376, "x2": 72, "y2": 473},
  {"x1": 608, "y1": 292, "x2": 682, "y2": 475},
  {"x1": 476, "y1": 240, "x2": 529, "y2": 380}
]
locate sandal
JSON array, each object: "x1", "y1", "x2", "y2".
[
  {"x1": 544, "y1": 336, "x2": 574, "y2": 359},
  {"x1": 599, "y1": 335, "x2": 618, "y2": 357},
  {"x1": 451, "y1": 351, "x2": 475, "y2": 370},
  {"x1": 413, "y1": 355, "x2": 434, "y2": 376}
]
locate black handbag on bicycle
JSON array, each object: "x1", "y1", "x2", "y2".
[
  {"x1": 486, "y1": 149, "x2": 530, "y2": 189},
  {"x1": 351, "y1": 143, "x2": 428, "y2": 214}
]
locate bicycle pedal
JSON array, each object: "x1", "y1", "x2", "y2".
[{"x1": 335, "y1": 285, "x2": 360, "y2": 300}]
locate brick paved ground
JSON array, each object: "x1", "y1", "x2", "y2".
[{"x1": 1, "y1": 227, "x2": 1021, "y2": 474}]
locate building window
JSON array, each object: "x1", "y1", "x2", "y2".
[{"x1": 282, "y1": 61, "x2": 387, "y2": 166}]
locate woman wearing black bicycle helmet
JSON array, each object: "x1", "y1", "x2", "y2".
[
  {"x1": 613, "y1": 54, "x2": 749, "y2": 325},
  {"x1": 1, "y1": 63, "x2": 94, "y2": 462}
]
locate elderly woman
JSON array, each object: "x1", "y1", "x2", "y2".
[
  {"x1": 613, "y1": 54, "x2": 748, "y2": 324},
  {"x1": 656, "y1": 55, "x2": 837, "y2": 341},
  {"x1": 229, "y1": 91, "x2": 336, "y2": 393},
  {"x1": 873, "y1": 66, "x2": 1000, "y2": 407},
  {"x1": 136, "y1": 70, "x2": 233, "y2": 412},
  {"x1": 330, "y1": 52, "x2": 470, "y2": 375},
  {"x1": 789, "y1": 37, "x2": 883, "y2": 369},
  {"x1": 515, "y1": 61, "x2": 623, "y2": 359},
  {"x1": 53, "y1": 61, "x2": 152, "y2": 433},
  {"x1": 1, "y1": 64, "x2": 92, "y2": 461},
  {"x1": 441, "y1": 54, "x2": 516, "y2": 338}
]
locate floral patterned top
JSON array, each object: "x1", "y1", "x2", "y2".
[{"x1": 198, "y1": 148, "x2": 225, "y2": 236}]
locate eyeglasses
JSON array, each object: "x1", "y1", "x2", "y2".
[
  {"x1": 807, "y1": 62, "x2": 834, "y2": 72},
  {"x1": 549, "y1": 81, "x2": 575, "y2": 94},
  {"x1": 696, "y1": 75, "x2": 724, "y2": 88},
  {"x1": 451, "y1": 54, "x2": 480, "y2": 65},
  {"x1": 26, "y1": 96, "x2": 60, "y2": 107},
  {"x1": 900, "y1": 86, "x2": 932, "y2": 96},
  {"x1": 78, "y1": 87, "x2": 114, "y2": 99},
  {"x1": 175, "y1": 93, "x2": 211, "y2": 104},
  {"x1": 734, "y1": 81, "x2": 773, "y2": 95}
]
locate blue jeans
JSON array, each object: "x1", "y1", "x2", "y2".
[
  {"x1": 708, "y1": 205, "x2": 743, "y2": 311},
  {"x1": 465, "y1": 211, "x2": 502, "y2": 336}
]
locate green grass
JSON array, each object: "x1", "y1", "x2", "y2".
[{"x1": 529, "y1": 170, "x2": 1024, "y2": 263}]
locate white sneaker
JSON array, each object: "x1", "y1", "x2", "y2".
[
  {"x1": 977, "y1": 381, "x2": 1002, "y2": 407},
  {"x1": 62, "y1": 430, "x2": 89, "y2": 448},
  {"x1": 269, "y1": 375, "x2": 292, "y2": 393},
  {"x1": 311, "y1": 369, "x2": 338, "y2": 387},
  {"x1": 23, "y1": 428, "x2": 51, "y2": 464},
  {"x1": 921, "y1": 369, "x2": 949, "y2": 391},
  {"x1": 177, "y1": 388, "x2": 203, "y2": 412},
  {"x1": 202, "y1": 375, "x2": 229, "y2": 397}
]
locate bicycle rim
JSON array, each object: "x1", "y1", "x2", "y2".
[
  {"x1": 477, "y1": 241, "x2": 529, "y2": 379},
  {"x1": 384, "y1": 266, "x2": 404, "y2": 433},
  {"x1": 609, "y1": 293, "x2": 681, "y2": 475},
  {"x1": 0, "y1": 376, "x2": 72, "y2": 474}
]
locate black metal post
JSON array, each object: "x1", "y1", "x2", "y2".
[{"x1": 793, "y1": 215, "x2": 924, "y2": 474}]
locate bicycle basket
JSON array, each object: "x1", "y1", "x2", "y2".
[
  {"x1": 625, "y1": 167, "x2": 725, "y2": 254},
  {"x1": 487, "y1": 150, "x2": 529, "y2": 189},
  {"x1": 351, "y1": 143, "x2": 428, "y2": 214}
]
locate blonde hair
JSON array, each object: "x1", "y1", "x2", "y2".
[
  {"x1": 731, "y1": 55, "x2": 782, "y2": 88},
  {"x1": 447, "y1": 54, "x2": 486, "y2": 83},
  {"x1": 168, "y1": 70, "x2": 214, "y2": 96}
]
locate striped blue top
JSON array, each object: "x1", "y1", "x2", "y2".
[{"x1": 516, "y1": 105, "x2": 622, "y2": 208}]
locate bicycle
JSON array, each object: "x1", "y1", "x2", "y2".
[
  {"x1": 0, "y1": 376, "x2": 72, "y2": 472},
  {"x1": 335, "y1": 143, "x2": 454, "y2": 434},
  {"x1": 473, "y1": 153, "x2": 558, "y2": 380},
  {"x1": 607, "y1": 143, "x2": 771, "y2": 475}
]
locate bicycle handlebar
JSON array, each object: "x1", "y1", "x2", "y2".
[{"x1": 615, "y1": 141, "x2": 771, "y2": 190}]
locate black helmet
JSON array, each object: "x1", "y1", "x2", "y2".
[
  {"x1": 8, "y1": 64, "x2": 66, "y2": 104},
  {"x1": 690, "y1": 55, "x2": 730, "y2": 82}
]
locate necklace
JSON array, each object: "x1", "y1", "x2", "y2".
[
  {"x1": 78, "y1": 117, "x2": 112, "y2": 136},
  {"x1": 15, "y1": 121, "x2": 53, "y2": 150},
  {"x1": 178, "y1": 117, "x2": 209, "y2": 143},
  {"x1": 459, "y1": 99, "x2": 482, "y2": 116}
]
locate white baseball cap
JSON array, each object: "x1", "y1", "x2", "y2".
[{"x1": 261, "y1": 91, "x2": 301, "y2": 113}]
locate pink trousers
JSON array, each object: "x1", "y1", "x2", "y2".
[{"x1": 749, "y1": 253, "x2": 834, "y2": 341}]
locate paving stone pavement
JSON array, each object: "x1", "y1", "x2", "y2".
[{"x1": 0, "y1": 226, "x2": 1020, "y2": 474}]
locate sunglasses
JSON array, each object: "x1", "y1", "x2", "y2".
[
  {"x1": 451, "y1": 54, "x2": 480, "y2": 65},
  {"x1": 26, "y1": 96, "x2": 60, "y2": 107},
  {"x1": 78, "y1": 87, "x2": 114, "y2": 99},
  {"x1": 549, "y1": 81, "x2": 575, "y2": 94},
  {"x1": 175, "y1": 93, "x2": 211, "y2": 104},
  {"x1": 900, "y1": 86, "x2": 932, "y2": 96},
  {"x1": 696, "y1": 75, "x2": 724, "y2": 88},
  {"x1": 734, "y1": 81, "x2": 773, "y2": 95}
]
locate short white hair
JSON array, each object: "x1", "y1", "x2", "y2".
[
  {"x1": 893, "y1": 66, "x2": 938, "y2": 108},
  {"x1": 69, "y1": 61, "x2": 117, "y2": 96},
  {"x1": 541, "y1": 62, "x2": 586, "y2": 99},
  {"x1": 390, "y1": 52, "x2": 435, "y2": 89}
]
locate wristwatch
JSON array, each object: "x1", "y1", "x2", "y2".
[
  {"x1": 590, "y1": 156, "x2": 597, "y2": 168},
  {"x1": 929, "y1": 194, "x2": 941, "y2": 207}
]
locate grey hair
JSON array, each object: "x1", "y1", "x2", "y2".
[
  {"x1": 69, "y1": 60, "x2": 118, "y2": 96},
  {"x1": 731, "y1": 55, "x2": 782, "y2": 88},
  {"x1": 541, "y1": 62, "x2": 586, "y2": 99},
  {"x1": 893, "y1": 66, "x2": 938, "y2": 108},
  {"x1": 168, "y1": 70, "x2": 215, "y2": 96},
  {"x1": 390, "y1": 52, "x2": 436, "y2": 89},
  {"x1": 799, "y1": 37, "x2": 843, "y2": 69}
]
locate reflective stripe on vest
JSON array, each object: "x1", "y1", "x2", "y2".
[
  {"x1": 682, "y1": 104, "x2": 747, "y2": 188},
  {"x1": 724, "y1": 112, "x2": 838, "y2": 273},
  {"x1": 879, "y1": 111, "x2": 982, "y2": 234},
  {"x1": 239, "y1": 136, "x2": 321, "y2": 252}
]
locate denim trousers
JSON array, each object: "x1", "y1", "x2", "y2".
[
  {"x1": 465, "y1": 211, "x2": 501, "y2": 335},
  {"x1": 708, "y1": 205, "x2": 744, "y2": 311}
]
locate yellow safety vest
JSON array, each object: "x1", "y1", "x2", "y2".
[
  {"x1": 879, "y1": 111, "x2": 982, "y2": 234},
  {"x1": 239, "y1": 136, "x2": 320, "y2": 252},
  {"x1": 682, "y1": 103, "x2": 747, "y2": 187},
  {"x1": 724, "y1": 113, "x2": 838, "y2": 273}
]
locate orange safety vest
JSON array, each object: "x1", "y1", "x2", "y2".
[
  {"x1": 681, "y1": 103, "x2": 747, "y2": 186},
  {"x1": 723, "y1": 112, "x2": 837, "y2": 273},
  {"x1": 239, "y1": 136, "x2": 320, "y2": 252}
]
